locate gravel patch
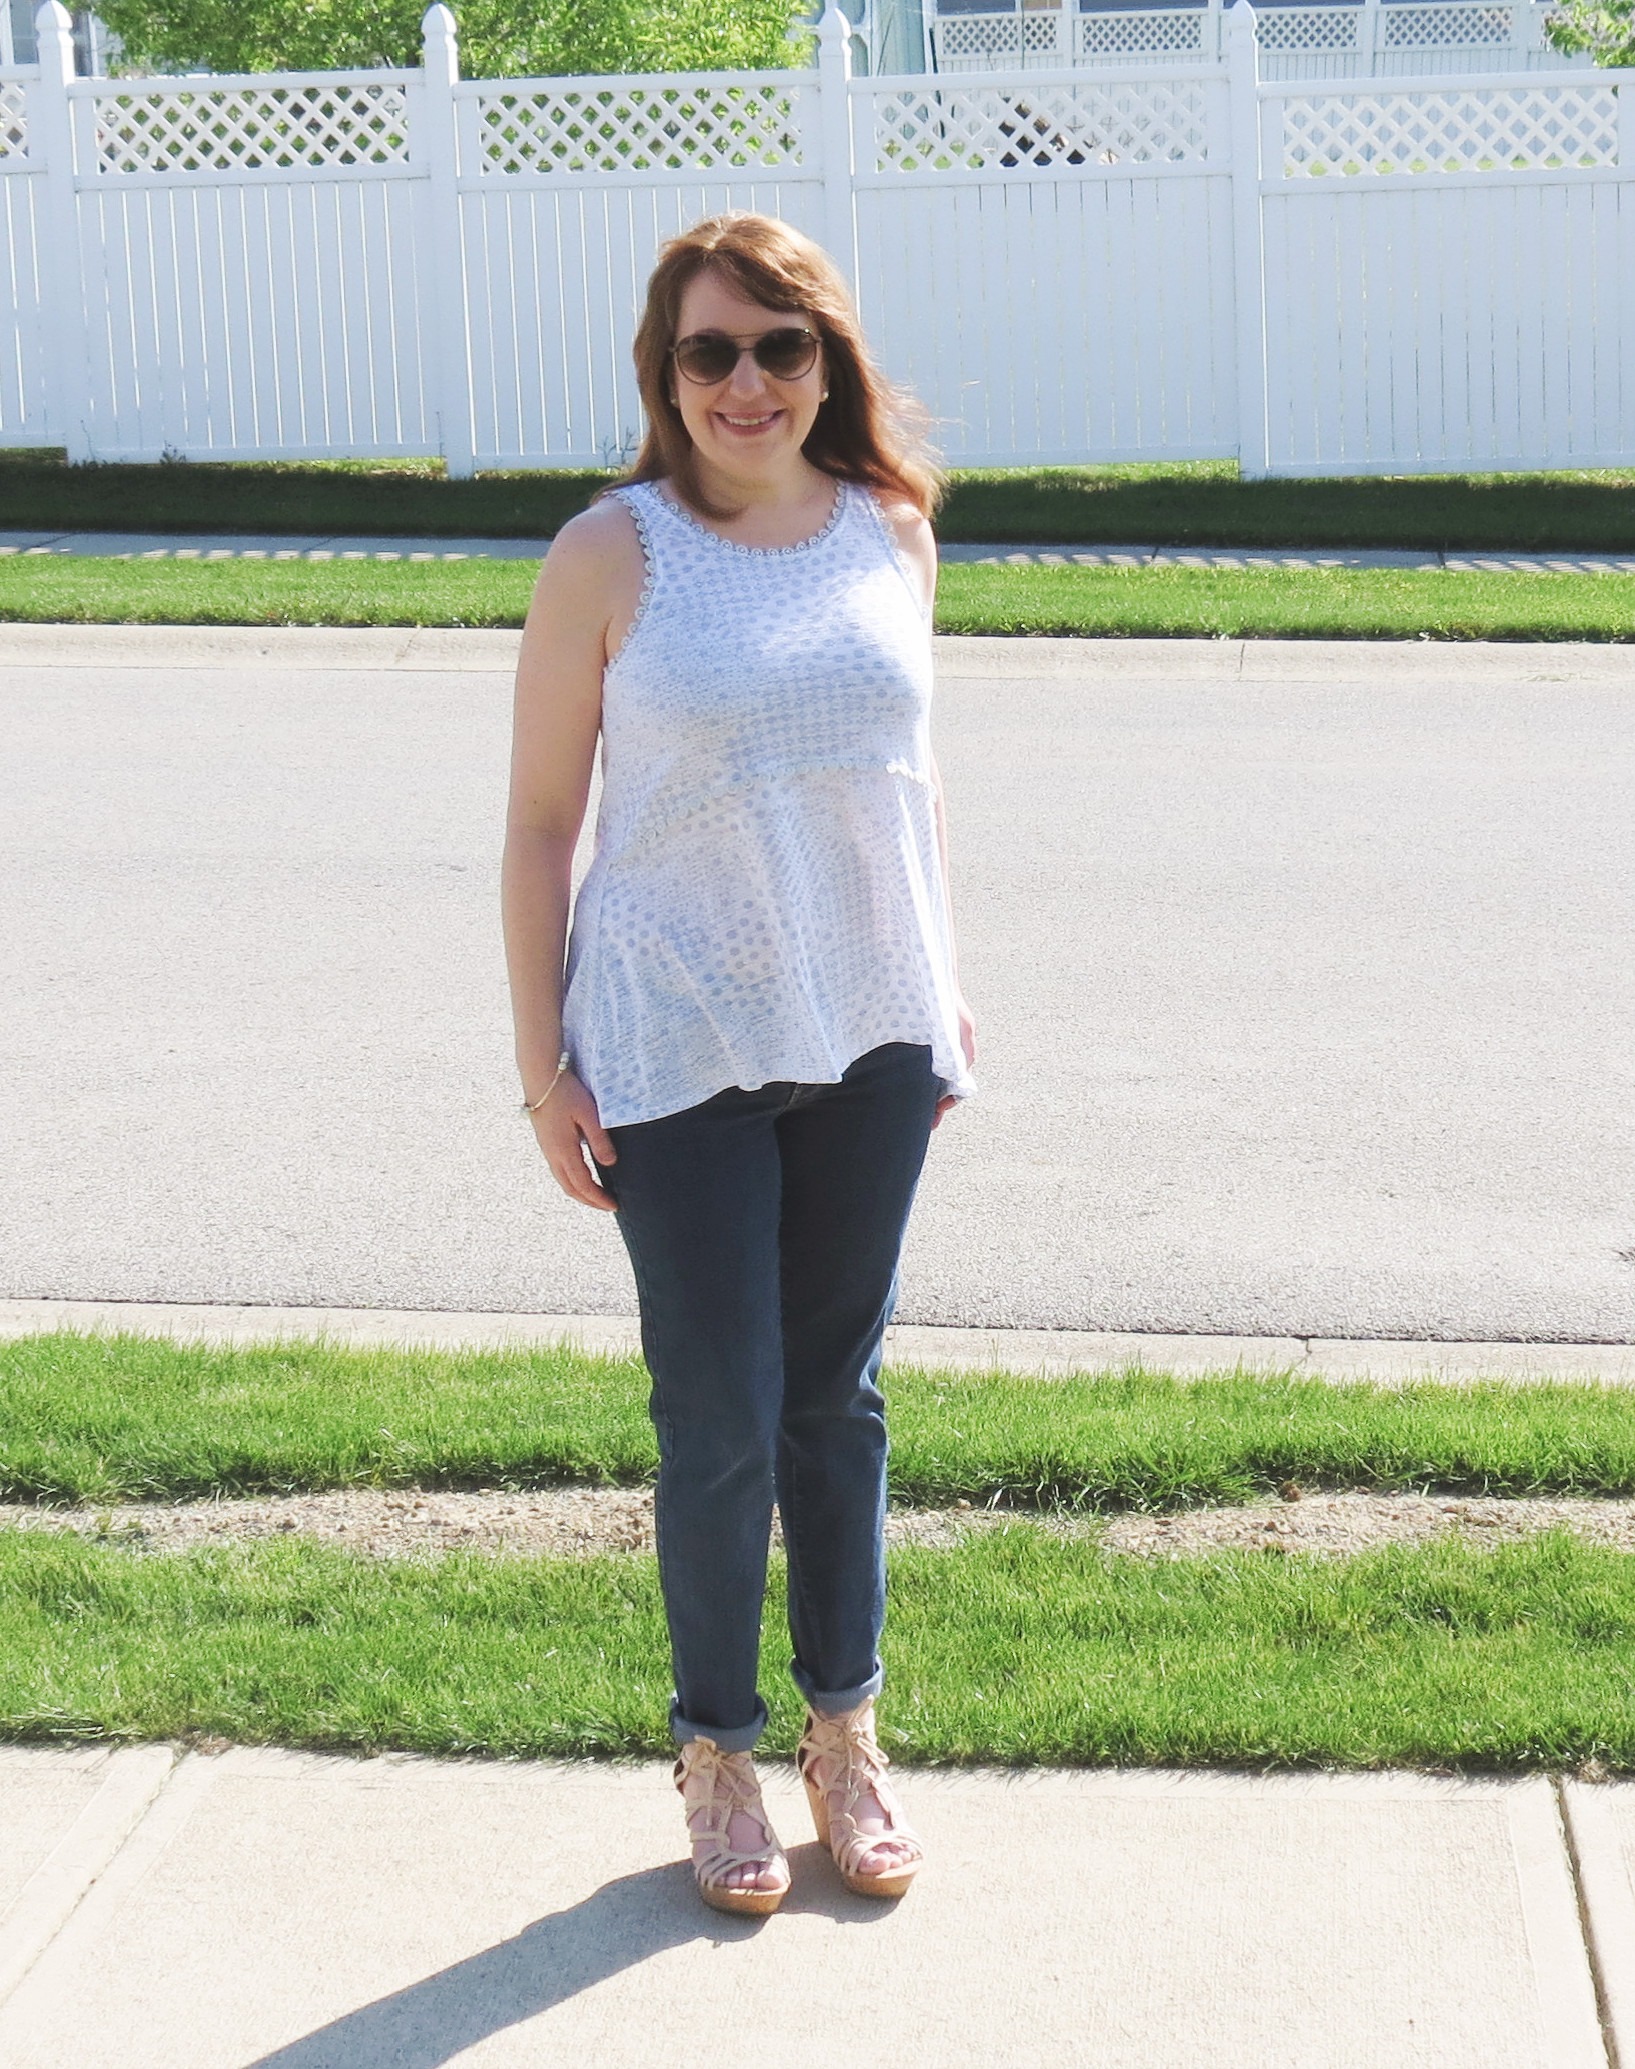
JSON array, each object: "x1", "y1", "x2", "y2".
[
  {"x1": 1097, "y1": 1488, "x2": 1635, "y2": 1558},
  {"x1": 6, "y1": 1486, "x2": 1635, "y2": 1560}
]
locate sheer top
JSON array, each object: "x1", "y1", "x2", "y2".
[{"x1": 561, "y1": 476, "x2": 975, "y2": 1128}]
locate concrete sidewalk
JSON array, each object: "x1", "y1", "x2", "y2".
[
  {"x1": 0, "y1": 1742, "x2": 1630, "y2": 2067},
  {"x1": 5, "y1": 527, "x2": 1635, "y2": 574}
]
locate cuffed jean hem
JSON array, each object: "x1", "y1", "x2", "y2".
[
  {"x1": 670, "y1": 1693, "x2": 769, "y2": 1755},
  {"x1": 790, "y1": 1658, "x2": 885, "y2": 1717}
]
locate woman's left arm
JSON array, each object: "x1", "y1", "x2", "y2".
[{"x1": 887, "y1": 503, "x2": 978, "y2": 1119}]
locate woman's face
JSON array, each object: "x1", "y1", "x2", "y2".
[{"x1": 668, "y1": 269, "x2": 826, "y2": 480}]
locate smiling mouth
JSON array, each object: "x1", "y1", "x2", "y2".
[{"x1": 717, "y1": 410, "x2": 781, "y2": 429}]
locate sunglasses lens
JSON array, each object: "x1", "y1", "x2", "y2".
[
  {"x1": 672, "y1": 328, "x2": 818, "y2": 385},
  {"x1": 754, "y1": 329, "x2": 818, "y2": 379},
  {"x1": 673, "y1": 336, "x2": 738, "y2": 384}
]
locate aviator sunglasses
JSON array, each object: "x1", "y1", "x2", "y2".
[{"x1": 669, "y1": 325, "x2": 821, "y2": 386}]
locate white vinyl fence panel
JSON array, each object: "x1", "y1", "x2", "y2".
[
  {"x1": 1, "y1": 0, "x2": 1632, "y2": 474},
  {"x1": 852, "y1": 68, "x2": 1238, "y2": 460},
  {"x1": 1258, "y1": 64, "x2": 1635, "y2": 467},
  {"x1": 77, "y1": 80, "x2": 436, "y2": 459},
  {"x1": 0, "y1": 69, "x2": 45, "y2": 439},
  {"x1": 453, "y1": 70, "x2": 828, "y2": 466}
]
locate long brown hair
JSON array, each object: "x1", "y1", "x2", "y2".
[{"x1": 621, "y1": 213, "x2": 942, "y2": 523}]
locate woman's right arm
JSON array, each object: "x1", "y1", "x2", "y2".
[{"x1": 501, "y1": 503, "x2": 640, "y2": 1211}]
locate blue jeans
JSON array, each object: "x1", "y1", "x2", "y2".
[{"x1": 594, "y1": 1042, "x2": 941, "y2": 1753}]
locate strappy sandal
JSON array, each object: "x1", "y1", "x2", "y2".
[
  {"x1": 797, "y1": 1700, "x2": 924, "y2": 1900},
  {"x1": 674, "y1": 1737, "x2": 791, "y2": 1917}
]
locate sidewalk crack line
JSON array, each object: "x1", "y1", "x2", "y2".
[
  {"x1": 1556, "y1": 1775, "x2": 1623, "y2": 2069},
  {"x1": 0, "y1": 1744, "x2": 180, "y2": 2011}
]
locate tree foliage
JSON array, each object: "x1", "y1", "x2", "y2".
[
  {"x1": 1543, "y1": 0, "x2": 1635, "y2": 64},
  {"x1": 96, "y1": 0, "x2": 813, "y2": 76}
]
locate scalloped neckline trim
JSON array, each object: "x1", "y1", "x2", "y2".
[{"x1": 647, "y1": 479, "x2": 848, "y2": 558}]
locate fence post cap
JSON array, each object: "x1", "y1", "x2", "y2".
[
  {"x1": 817, "y1": 1, "x2": 851, "y2": 48},
  {"x1": 421, "y1": 4, "x2": 459, "y2": 83},
  {"x1": 34, "y1": 0, "x2": 75, "y2": 82},
  {"x1": 1227, "y1": 0, "x2": 1256, "y2": 32}
]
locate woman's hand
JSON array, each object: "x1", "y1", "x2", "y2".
[
  {"x1": 529, "y1": 1071, "x2": 619, "y2": 1210},
  {"x1": 932, "y1": 994, "x2": 977, "y2": 1130}
]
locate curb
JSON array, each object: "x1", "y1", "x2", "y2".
[{"x1": 3, "y1": 1300, "x2": 1633, "y2": 1383}]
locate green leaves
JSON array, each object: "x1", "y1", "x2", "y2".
[
  {"x1": 1543, "y1": 0, "x2": 1635, "y2": 66},
  {"x1": 94, "y1": 0, "x2": 812, "y2": 79}
]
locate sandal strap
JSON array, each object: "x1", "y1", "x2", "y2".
[
  {"x1": 798, "y1": 1704, "x2": 923, "y2": 1878},
  {"x1": 675, "y1": 1739, "x2": 789, "y2": 1889}
]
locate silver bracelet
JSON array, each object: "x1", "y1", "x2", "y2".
[{"x1": 521, "y1": 1051, "x2": 571, "y2": 1115}]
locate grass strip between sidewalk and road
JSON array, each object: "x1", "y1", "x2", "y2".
[
  {"x1": 6, "y1": 453, "x2": 1635, "y2": 551},
  {"x1": 2, "y1": 554, "x2": 1633, "y2": 640},
  {"x1": 5, "y1": 1526, "x2": 1635, "y2": 1769},
  {"x1": 8, "y1": 1335, "x2": 1635, "y2": 1510}
]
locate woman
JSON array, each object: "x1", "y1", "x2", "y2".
[{"x1": 501, "y1": 212, "x2": 976, "y2": 1918}]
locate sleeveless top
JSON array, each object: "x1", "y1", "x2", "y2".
[{"x1": 560, "y1": 476, "x2": 976, "y2": 1129}]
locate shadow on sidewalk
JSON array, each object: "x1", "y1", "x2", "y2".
[{"x1": 245, "y1": 1843, "x2": 883, "y2": 2068}]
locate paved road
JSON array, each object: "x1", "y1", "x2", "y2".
[
  {"x1": 3, "y1": 626, "x2": 1632, "y2": 1340},
  {"x1": 0, "y1": 1745, "x2": 1624, "y2": 2068}
]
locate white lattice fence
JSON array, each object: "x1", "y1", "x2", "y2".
[
  {"x1": 465, "y1": 76, "x2": 810, "y2": 176},
  {"x1": 926, "y1": 0, "x2": 1578, "y2": 78},
  {"x1": 1253, "y1": 6, "x2": 1363, "y2": 54},
  {"x1": 1262, "y1": 45, "x2": 1635, "y2": 469},
  {"x1": 865, "y1": 72, "x2": 1217, "y2": 171},
  {"x1": 449, "y1": 62, "x2": 825, "y2": 464},
  {"x1": 853, "y1": 64, "x2": 1233, "y2": 462},
  {"x1": 88, "y1": 80, "x2": 413, "y2": 176},
  {"x1": 53, "y1": 54, "x2": 434, "y2": 458},
  {"x1": 1279, "y1": 78, "x2": 1619, "y2": 172},
  {"x1": 2, "y1": 0, "x2": 1632, "y2": 473},
  {"x1": 1075, "y1": 11, "x2": 1214, "y2": 62},
  {"x1": 930, "y1": 11, "x2": 1068, "y2": 68},
  {"x1": 1384, "y1": 2, "x2": 1512, "y2": 48},
  {"x1": 0, "y1": 77, "x2": 27, "y2": 158}
]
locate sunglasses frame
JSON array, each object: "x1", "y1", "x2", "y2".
[{"x1": 668, "y1": 325, "x2": 822, "y2": 387}]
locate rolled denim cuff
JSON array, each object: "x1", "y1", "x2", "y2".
[
  {"x1": 670, "y1": 1692, "x2": 768, "y2": 1755},
  {"x1": 789, "y1": 1657, "x2": 885, "y2": 1717}
]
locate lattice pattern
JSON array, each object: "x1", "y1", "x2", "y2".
[
  {"x1": 1254, "y1": 6, "x2": 1364, "y2": 52},
  {"x1": 1282, "y1": 82, "x2": 1618, "y2": 173},
  {"x1": 1075, "y1": 10, "x2": 1210, "y2": 58},
  {"x1": 1383, "y1": 3, "x2": 1513, "y2": 46},
  {"x1": 928, "y1": 0, "x2": 1570, "y2": 74},
  {"x1": 870, "y1": 78, "x2": 1212, "y2": 171},
  {"x1": 93, "y1": 83, "x2": 411, "y2": 174},
  {"x1": 929, "y1": 14, "x2": 1067, "y2": 69},
  {"x1": 473, "y1": 81, "x2": 805, "y2": 175},
  {"x1": 0, "y1": 81, "x2": 26, "y2": 162}
]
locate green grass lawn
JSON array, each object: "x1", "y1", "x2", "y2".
[
  {"x1": 5, "y1": 451, "x2": 1635, "y2": 550},
  {"x1": 935, "y1": 564, "x2": 1635, "y2": 640},
  {"x1": 8, "y1": 1335, "x2": 1635, "y2": 1510},
  {"x1": 4, "y1": 554, "x2": 1633, "y2": 641},
  {"x1": 10, "y1": 1338, "x2": 1635, "y2": 1767},
  {"x1": 5, "y1": 1527, "x2": 1634, "y2": 1769}
]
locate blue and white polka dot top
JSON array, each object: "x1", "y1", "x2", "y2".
[{"x1": 560, "y1": 475, "x2": 975, "y2": 1128}]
